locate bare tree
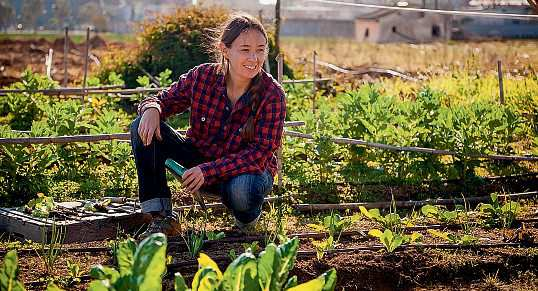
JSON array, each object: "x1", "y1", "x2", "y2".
[
  {"x1": 0, "y1": 1, "x2": 15, "y2": 32},
  {"x1": 21, "y1": 0, "x2": 44, "y2": 32}
]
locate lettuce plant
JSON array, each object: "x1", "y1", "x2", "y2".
[
  {"x1": 89, "y1": 233, "x2": 167, "y2": 291},
  {"x1": 427, "y1": 229, "x2": 478, "y2": 246},
  {"x1": 368, "y1": 229, "x2": 422, "y2": 253},
  {"x1": 359, "y1": 206, "x2": 403, "y2": 233},
  {"x1": 421, "y1": 204, "x2": 462, "y2": 225},
  {"x1": 478, "y1": 193, "x2": 521, "y2": 228},
  {"x1": 175, "y1": 237, "x2": 337, "y2": 291}
]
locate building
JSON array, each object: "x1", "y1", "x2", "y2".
[{"x1": 355, "y1": 10, "x2": 451, "y2": 43}]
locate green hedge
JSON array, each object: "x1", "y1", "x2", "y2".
[{"x1": 99, "y1": 6, "x2": 293, "y2": 88}]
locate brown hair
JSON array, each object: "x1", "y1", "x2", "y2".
[{"x1": 208, "y1": 13, "x2": 269, "y2": 142}]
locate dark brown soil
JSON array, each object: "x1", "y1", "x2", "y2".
[{"x1": 0, "y1": 36, "x2": 128, "y2": 87}]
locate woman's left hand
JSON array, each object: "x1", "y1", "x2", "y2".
[{"x1": 182, "y1": 166, "x2": 205, "y2": 193}]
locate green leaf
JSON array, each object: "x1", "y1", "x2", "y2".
[
  {"x1": 89, "y1": 265, "x2": 120, "y2": 282},
  {"x1": 420, "y1": 205, "x2": 438, "y2": 217},
  {"x1": 174, "y1": 273, "x2": 190, "y2": 291},
  {"x1": 286, "y1": 268, "x2": 337, "y2": 291},
  {"x1": 501, "y1": 202, "x2": 520, "y2": 215},
  {"x1": 367, "y1": 229, "x2": 383, "y2": 238},
  {"x1": 427, "y1": 229, "x2": 450, "y2": 241},
  {"x1": 0, "y1": 250, "x2": 26, "y2": 291},
  {"x1": 191, "y1": 267, "x2": 219, "y2": 291},
  {"x1": 88, "y1": 280, "x2": 110, "y2": 291},
  {"x1": 197, "y1": 253, "x2": 222, "y2": 279},
  {"x1": 132, "y1": 233, "x2": 167, "y2": 291},
  {"x1": 220, "y1": 252, "x2": 258, "y2": 291},
  {"x1": 117, "y1": 238, "x2": 137, "y2": 276}
]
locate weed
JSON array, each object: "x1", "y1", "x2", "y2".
[{"x1": 37, "y1": 220, "x2": 66, "y2": 275}]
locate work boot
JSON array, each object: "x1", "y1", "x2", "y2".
[
  {"x1": 234, "y1": 213, "x2": 261, "y2": 235},
  {"x1": 138, "y1": 213, "x2": 180, "y2": 240}
]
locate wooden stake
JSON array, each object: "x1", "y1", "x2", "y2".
[
  {"x1": 277, "y1": 54, "x2": 284, "y2": 188},
  {"x1": 274, "y1": 0, "x2": 281, "y2": 56},
  {"x1": 45, "y1": 48, "x2": 53, "y2": 80},
  {"x1": 82, "y1": 27, "x2": 90, "y2": 104},
  {"x1": 312, "y1": 51, "x2": 317, "y2": 113},
  {"x1": 498, "y1": 60, "x2": 504, "y2": 104},
  {"x1": 63, "y1": 26, "x2": 68, "y2": 87}
]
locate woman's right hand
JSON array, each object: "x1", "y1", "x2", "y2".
[{"x1": 138, "y1": 108, "x2": 163, "y2": 146}]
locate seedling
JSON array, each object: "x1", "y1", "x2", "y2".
[
  {"x1": 427, "y1": 229, "x2": 478, "y2": 245},
  {"x1": 359, "y1": 206, "x2": 403, "y2": 234},
  {"x1": 421, "y1": 204, "x2": 461, "y2": 224},
  {"x1": 478, "y1": 193, "x2": 521, "y2": 228},
  {"x1": 368, "y1": 229, "x2": 422, "y2": 253},
  {"x1": 37, "y1": 220, "x2": 65, "y2": 275},
  {"x1": 311, "y1": 235, "x2": 335, "y2": 260},
  {"x1": 307, "y1": 211, "x2": 360, "y2": 242}
]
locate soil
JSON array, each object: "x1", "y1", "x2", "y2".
[{"x1": 0, "y1": 36, "x2": 129, "y2": 87}]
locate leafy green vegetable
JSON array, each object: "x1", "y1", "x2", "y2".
[
  {"x1": 0, "y1": 250, "x2": 26, "y2": 291},
  {"x1": 89, "y1": 233, "x2": 167, "y2": 291},
  {"x1": 174, "y1": 237, "x2": 337, "y2": 291},
  {"x1": 478, "y1": 193, "x2": 521, "y2": 228},
  {"x1": 23, "y1": 193, "x2": 55, "y2": 218},
  {"x1": 368, "y1": 229, "x2": 422, "y2": 253}
]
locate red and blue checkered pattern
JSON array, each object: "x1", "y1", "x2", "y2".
[{"x1": 138, "y1": 63, "x2": 286, "y2": 185}]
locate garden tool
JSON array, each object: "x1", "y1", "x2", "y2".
[{"x1": 165, "y1": 158, "x2": 207, "y2": 211}]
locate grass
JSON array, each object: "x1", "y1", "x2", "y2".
[{"x1": 282, "y1": 36, "x2": 538, "y2": 77}]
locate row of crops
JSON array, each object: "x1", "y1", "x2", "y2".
[{"x1": 1, "y1": 67, "x2": 537, "y2": 206}]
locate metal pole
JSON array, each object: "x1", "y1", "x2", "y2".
[
  {"x1": 63, "y1": 26, "x2": 68, "y2": 87},
  {"x1": 82, "y1": 27, "x2": 90, "y2": 105},
  {"x1": 277, "y1": 54, "x2": 284, "y2": 189},
  {"x1": 498, "y1": 60, "x2": 504, "y2": 104}
]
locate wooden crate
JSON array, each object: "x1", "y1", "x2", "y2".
[{"x1": 0, "y1": 200, "x2": 150, "y2": 243}]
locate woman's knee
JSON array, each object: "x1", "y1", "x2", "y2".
[{"x1": 226, "y1": 173, "x2": 272, "y2": 213}]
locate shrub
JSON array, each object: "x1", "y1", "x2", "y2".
[{"x1": 99, "y1": 6, "x2": 293, "y2": 88}]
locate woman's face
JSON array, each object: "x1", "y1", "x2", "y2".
[{"x1": 222, "y1": 29, "x2": 267, "y2": 83}]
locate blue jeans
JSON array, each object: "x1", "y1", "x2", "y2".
[{"x1": 130, "y1": 117, "x2": 273, "y2": 223}]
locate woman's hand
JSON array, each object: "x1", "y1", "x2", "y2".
[
  {"x1": 182, "y1": 166, "x2": 205, "y2": 193},
  {"x1": 138, "y1": 108, "x2": 162, "y2": 146}
]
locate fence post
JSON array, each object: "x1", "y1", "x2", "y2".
[
  {"x1": 312, "y1": 50, "x2": 317, "y2": 114},
  {"x1": 277, "y1": 54, "x2": 284, "y2": 189},
  {"x1": 497, "y1": 60, "x2": 504, "y2": 105},
  {"x1": 63, "y1": 26, "x2": 69, "y2": 87},
  {"x1": 82, "y1": 27, "x2": 90, "y2": 105}
]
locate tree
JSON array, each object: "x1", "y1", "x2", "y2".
[
  {"x1": 78, "y1": 2, "x2": 108, "y2": 32},
  {"x1": 21, "y1": 0, "x2": 44, "y2": 32},
  {"x1": 0, "y1": 1, "x2": 15, "y2": 32},
  {"x1": 52, "y1": 0, "x2": 70, "y2": 29}
]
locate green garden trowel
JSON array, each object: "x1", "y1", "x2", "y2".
[{"x1": 165, "y1": 158, "x2": 207, "y2": 211}]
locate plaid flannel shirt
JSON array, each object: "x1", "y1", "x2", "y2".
[{"x1": 137, "y1": 63, "x2": 286, "y2": 185}]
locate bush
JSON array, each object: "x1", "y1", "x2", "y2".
[{"x1": 99, "y1": 6, "x2": 293, "y2": 88}]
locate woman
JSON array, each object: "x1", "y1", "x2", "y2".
[{"x1": 130, "y1": 13, "x2": 286, "y2": 239}]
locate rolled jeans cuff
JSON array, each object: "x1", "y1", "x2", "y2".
[{"x1": 140, "y1": 198, "x2": 172, "y2": 216}]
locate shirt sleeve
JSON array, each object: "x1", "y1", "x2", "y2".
[
  {"x1": 137, "y1": 66, "x2": 199, "y2": 119},
  {"x1": 198, "y1": 89, "x2": 286, "y2": 185}
]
